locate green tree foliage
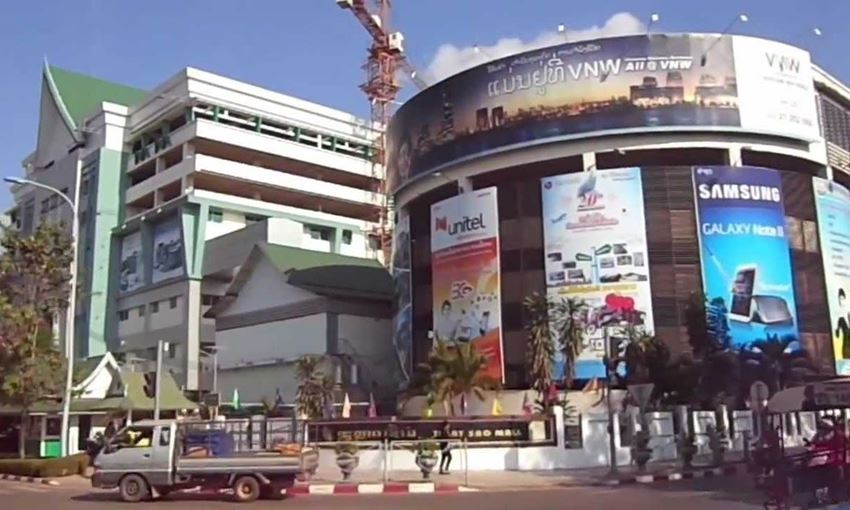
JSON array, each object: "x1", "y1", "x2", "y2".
[
  {"x1": 523, "y1": 292, "x2": 586, "y2": 410},
  {"x1": 409, "y1": 340, "x2": 497, "y2": 416},
  {"x1": 0, "y1": 224, "x2": 72, "y2": 458},
  {"x1": 295, "y1": 355, "x2": 334, "y2": 419}
]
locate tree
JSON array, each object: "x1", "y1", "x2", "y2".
[
  {"x1": 549, "y1": 297, "x2": 587, "y2": 388},
  {"x1": 295, "y1": 355, "x2": 334, "y2": 419},
  {"x1": 416, "y1": 340, "x2": 497, "y2": 416},
  {"x1": 0, "y1": 224, "x2": 72, "y2": 458},
  {"x1": 740, "y1": 335, "x2": 815, "y2": 395},
  {"x1": 523, "y1": 293, "x2": 555, "y2": 411}
]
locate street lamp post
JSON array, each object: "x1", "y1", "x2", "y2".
[{"x1": 5, "y1": 160, "x2": 82, "y2": 457}]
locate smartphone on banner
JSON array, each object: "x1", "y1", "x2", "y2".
[{"x1": 729, "y1": 266, "x2": 756, "y2": 322}]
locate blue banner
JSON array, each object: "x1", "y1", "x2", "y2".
[{"x1": 693, "y1": 166, "x2": 798, "y2": 347}]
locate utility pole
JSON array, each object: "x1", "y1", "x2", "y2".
[
  {"x1": 154, "y1": 341, "x2": 167, "y2": 420},
  {"x1": 604, "y1": 329, "x2": 618, "y2": 476}
]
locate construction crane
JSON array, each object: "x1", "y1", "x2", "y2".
[{"x1": 336, "y1": 0, "x2": 426, "y2": 265}]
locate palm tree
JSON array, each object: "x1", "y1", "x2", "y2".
[
  {"x1": 421, "y1": 340, "x2": 497, "y2": 416},
  {"x1": 523, "y1": 293, "x2": 555, "y2": 409},
  {"x1": 740, "y1": 335, "x2": 815, "y2": 395},
  {"x1": 295, "y1": 355, "x2": 334, "y2": 419},
  {"x1": 548, "y1": 296, "x2": 586, "y2": 387}
]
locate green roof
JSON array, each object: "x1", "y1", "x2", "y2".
[
  {"x1": 46, "y1": 65, "x2": 148, "y2": 128},
  {"x1": 259, "y1": 243, "x2": 384, "y2": 273}
]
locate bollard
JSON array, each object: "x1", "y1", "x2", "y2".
[{"x1": 383, "y1": 439, "x2": 389, "y2": 483}]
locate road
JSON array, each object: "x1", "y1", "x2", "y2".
[{"x1": 0, "y1": 475, "x2": 767, "y2": 509}]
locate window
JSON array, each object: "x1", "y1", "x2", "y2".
[
  {"x1": 159, "y1": 428, "x2": 171, "y2": 447},
  {"x1": 368, "y1": 235, "x2": 383, "y2": 251},
  {"x1": 150, "y1": 302, "x2": 159, "y2": 314},
  {"x1": 342, "y1": 229, "x2": 353, "y2": 245},
  {"x1": 118, "y1": 310, "x2": 130, "y2": 321},
  {"x1": 202, "y1": 295, "x2": 219, "y2": 307},
  {"x1": 169, "y1": 297, "x2": 179, "y2": 309},
  {"x1": 137, "y1": 305, "x2": 146, "y2": 318},
  {"x1": 245, "y1": 213, "x2": 266, "y2": 225},
  {"x1": 304, "y1": 224, "x2": 332, "y2": 241},
  {"x1": 208, "y1": 208, "x2": 224, "y2": 223}
]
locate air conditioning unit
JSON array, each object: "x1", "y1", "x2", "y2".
[{"x1": 389, "y1": 32, "x2": 404, "y2": 53}]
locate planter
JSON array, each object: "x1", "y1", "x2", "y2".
[
  {"x1": 679, "y1": 445, "x2": 697, "y2": 470},
  {"x1": 335, "y1": 453, "x2": 359, "y2": 481},
  {"x1": 415, "y1": 452, "x2": 438, "y2": 480},
  {"x1": 633, "y1": 448, "x2": 652, "y2": 472}
]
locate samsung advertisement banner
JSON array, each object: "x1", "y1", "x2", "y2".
[
  {"x1": 119, "y1": 231, "x2": 144, "y2": 293},
  {"x1": 391, "y1": 211, "x2": 413, "y2": 380},
  {"x1": 813, "y1": 177, "x2": 850, "y2": 375},
  {"x1": 541, "y1": 168, "x2": 654, "y2": 379},
  {"x1": 388, "y1": 34, "x2": 817, "y2": 192},
  {"x1": 431, "y1": 187, "x2": 504, "y2": 382},
  {"x1": 152, "y1": 217, "x2": 184, "y2": 283},
  {"x1": 693, "y1": 166, "x2": 798, "y2": 347}
]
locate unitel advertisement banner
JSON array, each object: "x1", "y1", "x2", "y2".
[
  {"x1": 693, "y1": 166, "x2": 799, "y2": 347},
  {"x1": 391, "y1": 211, "x2": 413, "y2": 380},
  {"x1": 431, "y1": 187, "x2": 504, "y2": 382},
  {"x1": 813, "y1": 177, "x2": 850, "y2": 375},
  {"x1": 541, "y1": 168, "x2": 654, "y2": 379},
  {"x1": 388, "y1": 34, "x2": 817, "y2": 191}
]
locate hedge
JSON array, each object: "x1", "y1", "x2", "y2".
[{"x1": 0, "y1": 453, "x2": 90, "y2": 478}]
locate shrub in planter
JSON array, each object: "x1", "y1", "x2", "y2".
[
  {"x1": 631, "y1": 430, "x2": 652, "y2": 472},
  {"x1": 706, "y1": 425, "x2": 728, "y2": 466},
  {"x1": 676, "y1": 433, "x2": 697, "y2": 469},
  {"x1": 413, "y1": 442, "x2": 440, "y2": 480},
  {"x1": 334, "y1": 443, "x2": 359, "y2": 481}
]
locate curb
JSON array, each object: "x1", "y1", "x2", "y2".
[
  {"x1": 283, "y1": 482, "x2": 477, "y2": 496},
  {"x1": 0, "y1": 474, "x2": 60, "y2": 486},
  {"x1": 599, "y1": 465, "x2": 740, "y2": 486}
]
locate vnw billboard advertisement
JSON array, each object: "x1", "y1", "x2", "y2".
[
  {"x1": 813, "y1": 177, "x2": 850, "y2": 375},
  {"x1": 431, "y1": 187, "x2": 504, "y2": 382},
  {"x1": 541, "y1": 168, "x2": 654, "y2": 379},
  {"x1": 693, "y1": 166, "x2": 798, "y2": 347}
]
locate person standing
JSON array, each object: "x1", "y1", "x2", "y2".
[{"x1": 439, "y1": 421, "x2": 452, "y2": 475}]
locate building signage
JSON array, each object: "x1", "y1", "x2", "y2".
[
  {"x1": 152, "y1": 217, "x2": 184, "y2": 283},
  {"x1": 388, "y1": 34, "x2": 817, "y2": 191},
  {"x1": 391, "y1": 211, "x2": 413, "y2": 379},
  {"x1": 813, "y1": 177, "x2": 850, "y2": 375},
  {"x1": 692, "y1": 166, "x2": 798, "y2": 347},
  {"x1": 119, "y1": 231, "x2": 144, "y2": 292},
  {"x1": 540, "y1": 168, "x2": 654, "y2": 379},
  {"x1": 307, "y1": 417, "x2": 553, "y2": 445},
  {"x1": 431, "y1": 187, "x2": 504, "y2": 382}
]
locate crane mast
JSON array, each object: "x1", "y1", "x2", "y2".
[{"x1": 336, "y1": 0, "x2": 425, "y2": 265}]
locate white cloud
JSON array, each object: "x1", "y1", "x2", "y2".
[{"x1": 424, "y1": 12, "x2": 647, "y2": 83}]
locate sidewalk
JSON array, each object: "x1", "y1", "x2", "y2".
[{"x1": 303, "y1": 452, "x2": 748, "y2": 491}]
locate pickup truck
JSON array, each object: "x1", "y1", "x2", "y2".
[{"x1": 92, "y1": 419, "x2": 319, "y2": 503}]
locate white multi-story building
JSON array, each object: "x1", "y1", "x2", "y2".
[{"x1": 8, "y1": 63, "x2": 384, "y2": 391}]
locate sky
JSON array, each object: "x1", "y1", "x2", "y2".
[{"x1": 0, "y1": 0, "x2": 848, "y2": 211}]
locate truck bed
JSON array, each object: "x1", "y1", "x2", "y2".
[{"x1": 175, "y1": 447, "x2": 318, "y2": 475}]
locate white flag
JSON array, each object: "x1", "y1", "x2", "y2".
[{"x1": 341, "y1": 392, "x2": 352, "y2": 418}]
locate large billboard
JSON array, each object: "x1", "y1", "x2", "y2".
[
  {"x1": 693, "y1": 166, "x2": 798, "y2": 347},
  {"x1": 541, "y1": 168, "x2": 653, "y2": 379},
  {"x1": 119, "y1": 231, "x2": 144, "y2": 293},
  {"x1": 431, "y1": 187, "x2": 504, "y2": 382},
  {"x1": 813, "y1": 177, "x2": 850, "y2": 375},
  {"x1": 392, "y1": 211, "x2": 413, "y2": 380},
  {"x1": 152, "y1": 217, "x2": 184, "y2": 283},
  {"x1": 388, "y1": 34, "x2": 817, "y2": 191}
]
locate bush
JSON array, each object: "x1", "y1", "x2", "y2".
[{"x1": 0, "y1": 453, "x2": 89, "y2": 478}]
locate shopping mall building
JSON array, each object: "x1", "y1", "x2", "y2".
[{"x1": 388, "y1": 33, "x2": 850, "y2": 388}]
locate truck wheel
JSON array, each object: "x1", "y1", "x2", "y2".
[
  {"x1": 232, "y1": 475, "x2": 260, "y2": 503},
  {"x1": 119, "y1": 474, "x2": 150, "y2": 503}
]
